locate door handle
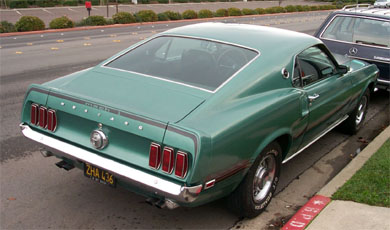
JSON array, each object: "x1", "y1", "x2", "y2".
[{"x1": 308, "y1": 93, "x2": 320, "y2": 102}]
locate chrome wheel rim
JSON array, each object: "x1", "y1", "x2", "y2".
[
  {"x1": 356, "y1": 96, "x2": 367, "y2": 126},
  {"x1": 253, "y1": 154, "x2": 276, "y2": 203}
]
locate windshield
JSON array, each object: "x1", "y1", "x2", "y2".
[{"x1": 105, "y1": 36, "x2": 258, "y2": 92}]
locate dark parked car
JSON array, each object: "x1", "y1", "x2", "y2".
[
  {"x1": 314, "y1": 5, "x2": 390, "y2": 91},
  {"x1": 20, "y1": 23, "x2": 379, "y2": 218}
]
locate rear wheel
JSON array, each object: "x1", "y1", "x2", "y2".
[
  {"x1": 341, "y1": 89, "x2": 370, "y2": 135},
  {"x1": 228, "y1": 142, "x2": 282, "y2": 218}
]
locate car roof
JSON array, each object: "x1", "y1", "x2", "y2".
[
  {"x1": 159, "y1": 22, "x2": 321, "y2": 55},
  {"x1": 337, "y1": 5, "x2": 390, "y2": 18}
]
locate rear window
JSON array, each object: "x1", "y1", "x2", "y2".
[
  {"x1": 321, "y1": 15, "x2": 390, "y2": 48},
  {"x1": 105, "y1": 36, "x2": 258, "y2": 92}
]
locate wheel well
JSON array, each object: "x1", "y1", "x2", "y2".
[
  {"x1": 275, "y1": 134, "x2": 291, "y2": 160},
  {"x1": 368, "y1": 82, "x2": 375, "y2": 94}
]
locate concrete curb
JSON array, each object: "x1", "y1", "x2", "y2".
[
  {"x1": 318, "y1": 125, "x2": 390, "y2": 197},
  {"x1": 0, "y1": 10, "x2": 333, "y2": 37},
  {"x1": 282, "y1": 125, "x2": 390, "y2": 230}
]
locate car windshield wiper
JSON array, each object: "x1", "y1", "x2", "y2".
[{"x1": 356, "y1": 40, "x2": 388, "y2": 48}]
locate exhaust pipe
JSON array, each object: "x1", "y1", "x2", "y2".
[
  {"x1": 55, "y1": 160, "x2": 75, "y2": 171},
  {"x1": 40, "y1": 149, "x2": 53, "y2": 158},
  {"x1": 145, "y1": 198, "x2": 179, "y2": 209}
]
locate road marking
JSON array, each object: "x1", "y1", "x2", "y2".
[
  {"x1": 84, "y1": 43, "x2": 92, "y2": 46},
  {"x1": 27, "y1": 43, "x2": 33, "y2": 46},
  {"x1": 68, "y1": 8, "x2": 78, "y2": 12},
  {"x1": 0, "y1": 46, "x2": 2, "y2": 49},
  {"x1": 84, "y1": 37, "x2": 90, "y2": 40},
  {"x1": 15, "y1": 51, "x2": 23, "y2": 54},
  {"x1": 101, "y1": 30, "x2": 104, "y2": 32},
  {"x1": 131, "y1": 32, "x2": 138, "y2": 35},
  {"x1": 56, "y1": 40, "x2": 64, "y2": 43},
  {"x1": 40, "y1": 35, "x2": 44, "y2": 37},
  {"x1": 14, "y1": 10, "x2": 22, "y2": 15},
  {"x1": 110, "y1": 34, "x2": 117, "y2": 37},
  {"x1": 152, "y1": 31, "x2": 156, "y2": 33},
  {"x1": 42, "y1": 9, "x2": 54, "y2": 15},
  {"x1": 51, "y1": 47, "x2": 59, "y2": 50},
  {"x1": 113, "y1": 40, "x2": 121, "y2": 43}
]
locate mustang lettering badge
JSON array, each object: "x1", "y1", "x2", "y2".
[{"x1": 90, "y1": 129, "x2": 108, "y2": 149}]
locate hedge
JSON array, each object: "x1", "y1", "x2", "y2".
[
  {"x1": 15, "y1": 16, "x2": 45, "y2": 32},
  {"x1": 49, "y1": 16, "x2": 74, "y2": 29},
  {"x1": 2, "y1": 4, "x2": 341, "y2": 33}
]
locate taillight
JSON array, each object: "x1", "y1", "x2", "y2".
[
  {"x1": 39, "y1": 106, "x2": 47, "y2": 128},
  {"x1": 162, "y1": 147, "x2": 174, "y2": 174},
  {"x1": 47, "y1": 109, "x2": 57, "y2": 132},
  {"x1": 31, "y1": 104, "x2": 39, "y2": 125},
  {"x1": 175, "y1": 151, "x2": 188, "y2": 178},
  {"x1": 149, "y1": 143, "x2": 161, "y2": 169}
]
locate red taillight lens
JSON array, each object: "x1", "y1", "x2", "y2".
[
  {"x1": 149, "y1": 143, "x2": 161, "y2": 169},
  {"x1": 175, "y1": 151, "x2": 188, "y2": 178},
  {"x1": 31, "y1": 104, "x2": 39, "y2": 125},
  {"x1": 162, "y1": 147, "x2": 174, "y2": 174},
  {"x1": 47, "y1": 109, "x2": 57, "y2": 132},
  {"x1": 39, "y1": 106, "x2": 47, "y2": 128}
]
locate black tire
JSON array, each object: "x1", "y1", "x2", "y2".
[
  {"x1": 228, "y1": 142, "x2": 282, "y2": 218},
  {"x1": 340, "y1": 89, "x2": 370, "y2": 135}
]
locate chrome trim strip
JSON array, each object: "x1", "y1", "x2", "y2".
[
  {"x1": 282, "y1": 115, "x2": 349, "y2": 164},
  {"x1": 346, "y1": 55, "x2": 390, "y2": 64},
  {"x1": 319, "y1": 14, "x2": 390, "y2": 50},
  {"x1": 20, "y1": 124, "x2": 202, "y2": 203},
  {"x1": 378, "y1": 79, "x2": 390, "y2": 84},
  {"x1": 101, "y1": 35, "x2": 261, "y2": 94}
]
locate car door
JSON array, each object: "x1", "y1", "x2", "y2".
[{"x1": 294, "y1": 45, "x2": 352, "y2": 148}]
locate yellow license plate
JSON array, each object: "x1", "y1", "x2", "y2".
[{"x1": 84, "y1": 163, "x2": 116, "y2": 187}]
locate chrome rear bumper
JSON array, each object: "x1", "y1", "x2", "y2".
[{"x1": 20, "y1": 123, "x2": 202, "y2": 205}]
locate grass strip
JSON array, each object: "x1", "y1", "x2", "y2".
[{"x1": 332, "y1": 139, "x2": 390, "y2": 207}]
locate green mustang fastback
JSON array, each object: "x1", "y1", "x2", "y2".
[{"x1": 20, "y1": 23, "x2": 378, "y2": 218}]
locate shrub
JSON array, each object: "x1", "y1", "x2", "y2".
[
  {"x1": 198, "y1": 9, "x2": 213, "y2": 18},
  {"x1": 157, "y1": 0, "x2": 169, "y2": 3},
  {"x1": 274, "y1": 6, "x2": 286, "y2": 13},
  {"x1": 242, "y1": 8, "x2": 256, "y2": 15},
  {"x1": 182, "y1": 10, "x2": 197, "y2": 19},
  {"x1": 214, "y1": 8, "x2": 228, "y2": 17},
  {"x1": 310, "y1": 5, "x2": 319, "y2": 11},
  {"x1": 63, "y1": 0, "x2": 78, "y2": 6},
  {"x1": 228, "y1": 7, "x2": 242, "y2": 16},
  {"x1": 36, "y1": 0, "x2": 59, "y2": 7},
  {"x1": 140, "y1": 0, "x2": 150, "y2": 3},
  {"x1": 0, "y1": 21, "x2": 16, "y2": 33},
  {"x1": 302, "y1": 5, "x2": 310, "y2": 11},
  {"x1": 173, "y1": 0, "x2": 189, "y2": 2},
  {"x1": 164, "y1": 11, "x2": 182, "y2": 20},
  {"x1": 255, "y1": 8, "x2": 266, "y2": 14},
  {"x1": 296, "y1": 5, "x2": 304, "y2": 12},
  {"x1": 135, "y1": 10, "x2": 158, "y2": 22},
  {"x1": 10, "y1": 0, "x2": 28, "y2": 8},
  {"x1": 112, "y1": 12, "x2": 136, "y2": 24},
  {"x1": 80, "y1": 16, "x2": 107, "y2": 26},
  {"x1": 49, "y1": 16, "x2": 74, "y2": 29},
  {"x1": 157, "y1": 13, "x2": 169, "y2": 21},
  {"x1": 15, "y1": 16, "x2": 45, "y2": 32},
  {"x1": 285, "y1": 5, "x2": 297, "y2": 12}
]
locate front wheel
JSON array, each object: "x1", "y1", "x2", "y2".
[
  {"x1": 340, "y1": 89, "x2": 370, "y2": 135},
  {"x1": 228, "y1": 142, "x2": 282, "y2": 218}
]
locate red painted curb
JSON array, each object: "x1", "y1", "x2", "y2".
[
  {"x1": 0, "y1": 10, "x2": 335, "y2": 37},
  {"x1": 282, "y1": 195, "x2": 331, "y2": 230}
]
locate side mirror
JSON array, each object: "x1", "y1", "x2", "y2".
[{"x1": 338, "y1": 65, "x2": 350, "y2": 75}]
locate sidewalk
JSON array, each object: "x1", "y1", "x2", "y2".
[
  {"x1": 283, "y1": 125, "x2": 390, "y2": 230},
  {"x1": 0, "y1": 0, "x2": 328, "y2": 25}
]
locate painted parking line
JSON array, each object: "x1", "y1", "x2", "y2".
[
  {"x1": 57, "y1": 40, "x2": 64, "y2": 43},
  {"x1": 15, "y1": 51, "x2": 23, "y2": 54},
  {"x1": 14, "y1": 10, "x2": 22, "y2": 15},
  {"x1": 42, "y1": 9, "x2": 54, "y2": 15},
  {"x1": 51, "y1": 47, "x2": 59, "y2": 50}
]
